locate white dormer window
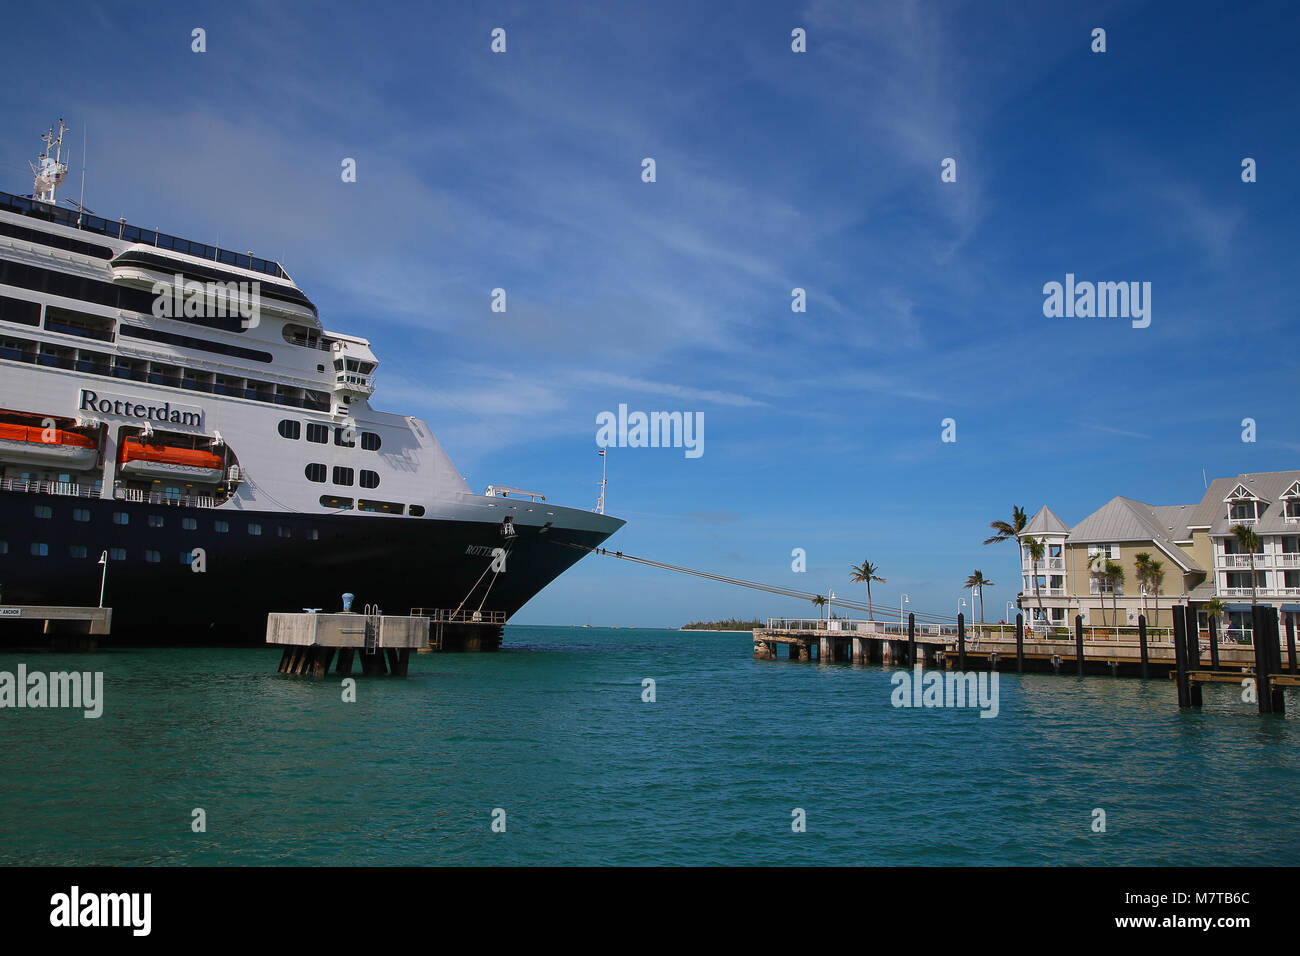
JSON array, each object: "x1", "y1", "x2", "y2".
[
  {"x1": 1282, "y1": 482, "x2": 1300, "y2": 520},
  {"x1": 1087, "y1": 544, "x2": 1119, "y2": 560},
  {"x1": 1224, "y1": 483, "x2": 1265, "y2": 523}
]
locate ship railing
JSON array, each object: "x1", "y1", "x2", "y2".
[
  {"x1": 410, "y1": 608, "x2": 507, "y2": 625},
  {"x1": 110, "y1": 486, "x2": 217, "y2": 509},
  {"x1": 0, "y1": 477, "x2": 100, "y2": 498}
]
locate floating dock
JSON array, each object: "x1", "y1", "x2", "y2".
[{"x1": 266, "y1": 611, "x2": 428, "y2": 677}]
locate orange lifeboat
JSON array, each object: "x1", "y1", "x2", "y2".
[
  {"x1": 0, "y1": 421, "x2": 99, "y2": 468},
  {"x1": 118, "y1": 438, "x2": 224, "y2": 483}
]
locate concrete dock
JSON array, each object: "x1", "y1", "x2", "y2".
[
  {"x1": 267, "y1": 611, "x2": 429, "y2": 677},
  {"x1": 0, "y1": 605, "x2": 112, "y2": 650}
]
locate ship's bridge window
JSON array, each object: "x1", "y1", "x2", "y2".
[
  {"x1": 306, "y1": 423, "x2": 328, "y2": 444},
  {"x1": 278, "y1": 420, "x2": 301, "y2": 440},
  {"x1": 333, "y1": 359, "x2": 344, "y2": 372},
  {"x1": 360, "y1": 432, "x2": 381, "y2": 451}
]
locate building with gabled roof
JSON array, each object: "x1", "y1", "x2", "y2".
[{"x1": 1016, "y1": 470, "x2": 1300, "y2": 640}]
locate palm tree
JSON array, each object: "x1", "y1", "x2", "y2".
[
  {"x1": 848, "y1": 560, "x2": 885, "y2": 621},
  {"x1": 964, "y1": 570, "x2": 994, "y2": 638},
  {"x1": 984, "y1": 505, "x2": 1028, "y2": 608},
  {"x1": 1203, "y1": 596, "x2": 1227, "y2": 645},
  {"x1": 1134, "y1": 552, "x2": 1154, "y2": 622},
  {"x1": 1023, "y1": 536, "x2": 1047, "y2": 632},
  {"x1": 1231, "y1": 523, "x2": 1261, "y2": 611},
  {"x1": 1088, "y1": 551, "x2": 1111, "y2": 625},
  {"x1": 1105, "y1": 560, "x2": 1125, "y2": 631},
  {"x1": 811, "y1": 595, "x2": 827, "y2": 621},
  {"x1": 1147, "y1": 559, "x2": 1164, "y2": 635}
]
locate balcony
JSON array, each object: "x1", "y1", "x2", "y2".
[
  {"x1": 1278, "y1": 553, "x2": 1300, "y2": 568},
  {"x1": 1220, "y1": 553, "x2": 1266, "y2": 569}
]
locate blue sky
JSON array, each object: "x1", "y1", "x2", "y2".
[{"x1": 2, "y1": 0, "x2": 1296, "y2": 626}]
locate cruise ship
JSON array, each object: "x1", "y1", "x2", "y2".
[{"x1": 0, "y1": 121, "x2": 623, "y2": 647}]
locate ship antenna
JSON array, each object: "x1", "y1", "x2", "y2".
[
  {"x1": 596, "y1": 447, "x2": 607, "y2": 515},
  {"x1": 29, "y1": 118, "x2": 69, "y2": 205},
  {"x1": 77, "y1": 122, "x2": 87, "y2": 227}
]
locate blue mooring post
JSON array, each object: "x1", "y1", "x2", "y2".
[
  {"x1": 1184, "y1": 605, "x2": 1202, "y2": 707},
  {"x1": 1015, "y1": 612, "x2": 1024, "y2": 673},
  {"x1": 908, "y1": 612, "x2": 916, "y2": 669},
  {"x1": 1074, "y1": 615, "x2": 1085, "y2": 676},
  {"x1": 1172, "y1": 605, "x2": 1190, "y2": 708},
  {"x1": 957, "y1": 613, "x2": 966, "y2": 670},
  {"x1": 1138, "y1": 614, "x2": 1149, "y2": 679}
]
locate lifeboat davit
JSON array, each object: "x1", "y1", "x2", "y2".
[
  {"x1": 0, "y1": 422, "x2": 99, "y2": 468},
  {"x1": 118, "y1": 437, "x2": 225, "y2": 483}
]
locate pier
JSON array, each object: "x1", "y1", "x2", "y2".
[
  {"x1": 0, "y1": 605, "x2": 112, "y2": 650},
  {"x1": 266, "y1": 610, "x2": 429, "y2": 677},
  {"x1": 754, "y1": 612, "x2": 1289, "y2": 678}
]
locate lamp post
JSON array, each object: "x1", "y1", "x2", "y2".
[
  {"x1": 900, "y1": 593, "x2": 910, "y2": 632},
  {"x1": 97, "y1": 550, "x2": 108, "y2": 608},
  {"x1": 957, "y1": 598, "x2": 967, "y2": 636},
  {"x1": 827, "y1": 588, "x2": 835, "y2": 622}
]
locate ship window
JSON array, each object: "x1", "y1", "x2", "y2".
[
  {"x1": 305, "y1": 463, "x2": 326, "y2": 483},
  {"x1": 0, "y1": 541, "x2": 6, "y2": 554},
  {"x1": 110, "y1": 547, "x2": 126, "y2": 560},
  {"x1": 409, "y1": 505, "x2": 425, "y2": 517},
  {"x1": 358, "y1": 499, "x2": 404, "y2": 515},
  {"x1": 74, "y1": 508, "x2": 91, "y2": 522},
  {"x1": 70, "y1": 545, "x2": 88, "y2": 559},
  {"x1": 333, "y1": 359, "x2": 344, "y2": 372},
  {"x1": 248, "y1": 522, "x2": 262, "y2": 535},
  {"x1": 0, "y1": 294, "x2": 41, "y2": 327},
  {"x1": 359, "y1": 470, "x2": 380, "y2": 489},
  {"x1": 183, "y1": 517, "x2": 197, "y2": 530},
  {"x1": 278, "y1": 420, "x2": 301, "y2": 440},
  {"x1": 320, "y1": 495, "x2": 353, "y2": 510},
  {"x1": 31, "y1": 543, "x2": 48, "y2": 556},
  {"x1": 360, "y1": 432, "x2": 381, "y2": 451},
  {"x1": 34, "y1": 505, "x2": 52, "y2": 519},
  {"x1": 333, "y1": 467, "x2": 354, "y2": 486},
  {"x1": 149, "y1": 515, "x2": 165, "y2": 528},
  {"x1": 334, "y1": 427, "x2": 355, "y2": 448},
  {"x1": 112, "y1": 512, "x2": 129, "y2": 525},
  {"x1": 306, "y1": 423, "x2": 328, "y2": 444},
  {"x1": 278, "y1": 526, "x2": 291, "y2": 538},
  {"x1": 307, "y1": 529, "x2": 319, "y2": 540},
  {"x1": 146, "y1": 550, "x2": 161, "y2": 563},
  {"x1": 44, "y1": 305, "x2": 116, "y2": 343},
  {"x1": 164, "y1": 486, "x2": 181, "y2": 502},
  {"x1": 180, "y1": 552, "x2": 193, "y2": 565},
  {"x1": 214, "y1": 520, "x2": 229, "y2": 533}
]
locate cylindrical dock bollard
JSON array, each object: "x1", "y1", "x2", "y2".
[
  {"x1": 957, "y1": 613, "x2": 966, "y2": 671},
  {"x1": 1074, "y1": 615, "x2": 1085, "y2": 676},
  {"x1": 1138, "y1": 614, "x2": 1150, "y2": 679},
  {"x1": 1015, "y1": 613, "x2": 1024, "y2": 673}
]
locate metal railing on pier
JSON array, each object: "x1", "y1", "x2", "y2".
[{"x1": 410, "y1": 608, "x2": 507, "y2": 625}]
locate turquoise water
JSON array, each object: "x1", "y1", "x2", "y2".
[{"x1": 2, "y1": 626, "x2": 1298, "y2": 866}]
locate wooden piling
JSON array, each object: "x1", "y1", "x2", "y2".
[
  {"x1": 1252, "y1": 606, "x2": 1284, "y2": 715},
  {"x1": 1183, "y1": 605, "x2": 1202, "y2": 708},
  {"x1": 957, "y1": 613, "x2": 966, "y2": 671},
  {"x1": 1209, "y1": 613, "x2": 1221, "y2": 671},
  {"x1": 336, "y1": 648, "x2": 354, "y2": 675},
  {"x1": 1172, "y1": 605, "x2": 1191, "y2": 708},
  {"x1": 1074, "y1": 615, "x2": 1085, "y2": 676},
  {"x1": 908, "y1": 613, "x2": 916, "y2": 669},
  {"x1": 1015, "y1": 613, "x2": 1024, "y2": 673},
  {"x1": 1287, "y1": 615, "x2": 1297, "y2": 675},
  {"x1": 1137, "y1": 614, "x2": 1149, "y2": 679}
]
